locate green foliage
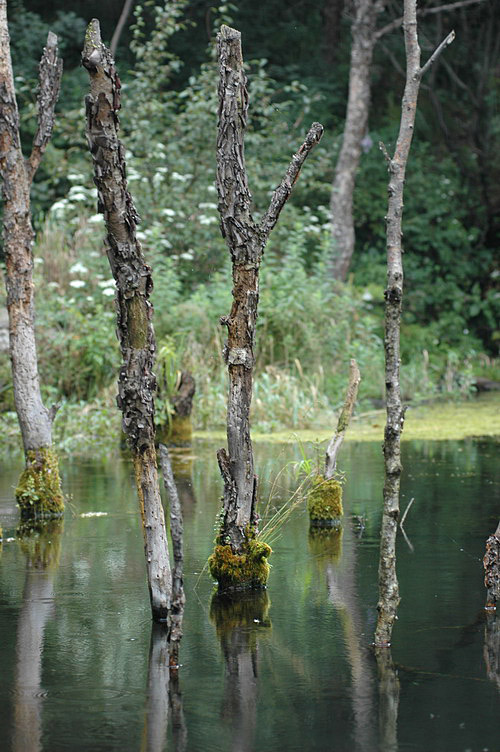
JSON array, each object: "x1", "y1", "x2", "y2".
[{"x1": 16, "y1": 447, "x2": 64, "y2": 519}]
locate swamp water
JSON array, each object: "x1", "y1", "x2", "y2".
[{"x1": 0, "y1": 438, "x2": 498, "y2": 752}]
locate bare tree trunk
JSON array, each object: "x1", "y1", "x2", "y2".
[
  {"x1": 329, "y1": 0, "x2": 382, "y2": 281},
  {"x1": 483, "y1": 520, "x2": 500, "y2": 610},
  {"x1": 82, "y1": 19, "x2": 171, "y2": 623},
  {"x1": 374, "y1": 1, "x2": 454, "y2": 647},
  {"x1": 110, "y1": 0, "x2": 135, "y2": 58},
  {"x1": 0, "y1": 3, "x2": 64, "y2": 519},
  {"x1": 211, "y1": 25, "x2": 323, "y2": 590}
]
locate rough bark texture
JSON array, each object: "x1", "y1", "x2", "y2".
[
  {"x1": 324, "y1": 358, "x2": 361, "y2": 479},
  {"x1": 82, "y1": 19, "x2": 171, "y2": 622},
  {"x1": 374, "y1": 1, "x2": 454, "y2": 647},
  {"x1": 158, "y1": 444, "x2": 185, "y2": 665},
  {"x1": 215, "y1": 25, "x2": 323, "y2": 564},
  {"x1": 0, "y1": 2, "x2": 63, "y2": 517},
  {"x1": 483, "y1": 521, "x2": 500, "y2": 610},
  {"x1": 329, "y1": 0, "x2": 382, "y2": 281},
  {"x1": 374, "y1": 647, "x2": 400, "y2": 752}
]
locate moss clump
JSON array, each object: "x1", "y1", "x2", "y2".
[
  {"x1": 307, "y1": 474, "x2": 343, "y2": 526},
  {"x1": 208, "y1": 538, "x2": 272, "y2": 591},
  {"x1": 16, "y1": 447, "x2": 64, "y2": 520}
]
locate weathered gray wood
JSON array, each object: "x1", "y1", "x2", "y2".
[
  {"x1": 82, "y1": 19, "x2": 171, "y2": 622},
  {"x1": 374, "y1": 1, "x2": 454, "y2": 647},
  {"x1": 216, "y1": 25, "x2": 323, "y2": 558},
  {"x1": 324, "y1": 359, "x2": 361, "y2": 480},
  {"x1": 484, "y1": 521, "x2": 500, "y2": 610}
]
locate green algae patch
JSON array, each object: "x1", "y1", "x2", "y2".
[
  {"x1": 209, "y1": 538, "x2": 272, "y2": 591},
  {"x1": 194, "y1": 394, "x2": 500, "y2": 444},
  {"x1": 16, "y1": 447, "x2": 64, "y2": 520},
  {"x1": 307, "y1": 475, "x2": 343, "y2": 526}
]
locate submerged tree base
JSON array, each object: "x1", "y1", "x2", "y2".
[
  {"x1": 208, "y1": 537, "x2": 272, "y2": 592},
  {"x1": 16, "y1": 447, "x2": 64, "y2": 520},
  {"x1": 307, "y1": 475, "x2": 343, "y2": 527}
]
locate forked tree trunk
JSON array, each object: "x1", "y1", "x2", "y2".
[
  {"x1": 374, "y1": 1, "x2": 454, "y2": 647},
  {"x1": 329, "y1": 0, "x2": 382, "y2": 281},
  {"x1": 0, "y1": 2, "x2": 63, "y2": 519},
  {"x1": 82, "y1": 19, "x2": 172, "y2": 622},
  {"x1": 211, "y1": 25, "x2": 323, "y2": 589}
]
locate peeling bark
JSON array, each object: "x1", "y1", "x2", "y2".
[
  {"x1": 374, "y1": 1, "x2": 454, "y2": 647},
  {"x1": 329, "y1": 0, "x2": 382, "y2": 281},
  {"x1": 82, "y1": 19, "x2": 171, "y2": 622},
  {"x1": 216, "y1": 25, "x2": 323, "y2": 561},
  {"x1": 483, "y1": 521, "x2": 500, "y2": 610},
  {"x1": 0, "y1": 2, "x2": 63, "y2": 518}
]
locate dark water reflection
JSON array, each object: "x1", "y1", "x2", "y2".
[{"x1": 0, "y1": 438, "x2": 498, "y2": 751}]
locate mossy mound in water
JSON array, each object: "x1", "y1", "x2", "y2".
[
  {"x1": 16, "y1": 447, "x2": 64, "y2": 519},
  {"x1": 157, "y1": 415, "x2": 192, "y2": 447},
  {"x1": 208, "y1": 538, "x2": 272, "y2": 591},
  {"x1": 307, "y1": 475, "x2": 343, "y2": 526}
]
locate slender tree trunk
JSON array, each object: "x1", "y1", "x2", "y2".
[
  {"x1": 0, "y1": 2, "x2": 63, "y2": 518},
  {"x1": 374, "y1": 1, "x2": 454, "y2": 647},
  {"x1": 329, "y1": 0, "x2": 382, "y2": 281},
  {"x1": 324, "y1": 358, "x2": 361, "y2": 479},
  {"x1": 82, "y1": 19, "x2": 172, "y2": 623},
  {"x1": 110, "y1": 0, "x2": 135, "y2": 58},
  {"x1": 212, "y1": 26, "x2": 323, "y2": 589}
]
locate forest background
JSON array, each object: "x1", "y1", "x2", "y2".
[{"x1": 1, "y1": 0, "x2": 498, "y2": 453}]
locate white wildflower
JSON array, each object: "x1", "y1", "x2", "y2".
[
  {"x1": 199, "y1": 215, "x2": 217, "y2": 225},
  {"x1": 161, "y1": 208, "x2": 176, "y2": 217},
  {"x1": 69, "y1": 262, "x2": 88, "y2": 274},
  {"x1": 98, "y1": 279, "x2": 115, "y2": 288},
  {"x1": 102, "y1": 288, "x2": 115, "y2": 297},
  {"x1": 69, "y1": 279, "x2": 86, "y2": 288},
  {"x1": 198, "y1": 202, "x2": 217, "y2": 210},
  {"x1": 88, "y1": 214, "x2": 104, "y2": 224}
]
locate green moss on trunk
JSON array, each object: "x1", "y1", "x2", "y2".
[
  {"x1": 307, "y1": 475, "x2": 343, "y2": 527},
  {"x1": 16, "y1": 447, "x2": 64, "y2": 520},
  {"x1": 208, "y1": 538, "x2": 272, "y2": 591}
]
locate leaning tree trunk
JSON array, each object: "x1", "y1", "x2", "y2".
[
  {"x1": 329, "y1": 0, "x2": 382, "y2": 281},
  {"x1": 374, "y1": 0, "x2": 454, "y2": 647},
  {"x1": 208, "y1": 25, "x2": 323, "y2": 591},
  {"x1": 0, "y1": 2, "x2": 63, "y2": 519},
  {"x1": 82, "y1": 19, "x2": 172, "y2": 623}
]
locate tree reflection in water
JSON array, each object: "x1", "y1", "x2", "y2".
[
  {"x1": 142, "y1": 623, "x2": 187, "y2": 752},
  {"x1": 210, "y1": 590, "x2": 271, "y2": 752},
  {"x1": 309, "y1": 523, "x2": 377, "y2": 752},
  {"x1": 12, "y1": 520, "x2": 63, "y2": 752}
]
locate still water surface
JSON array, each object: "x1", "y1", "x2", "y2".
[{"x1": 0, "y1": 438, "x2": 498, "y2": 751}]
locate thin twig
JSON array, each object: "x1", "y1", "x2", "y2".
[
  {"x1": 375, "y1": 0, "x2": 486, "y2": 40},
  {"x1": 419, "y1": 30, "x2": 455, "y2": 77}
]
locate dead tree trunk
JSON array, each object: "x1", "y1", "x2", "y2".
[
  {"x1": 82, "y1": 19, "x2": 172, "y2": 623},
  {"x1": 329, "y1": 0, "x2": 382, "y2": 281},
  {"x1": 0, "y1": 2, "x2": 63, "y2": 519},
  {"x1": 308, "y1": 359, "x2": 361, "y2": 528},
  {"x1": 484, "y1": 521, "x2": 500, "y2": 610},
  {"x1": 210, "y1": 25, "x2": 323, "y2": 590},
  {"x1": 374, "y1": 1, "x2": 454, "y2": 647}
]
